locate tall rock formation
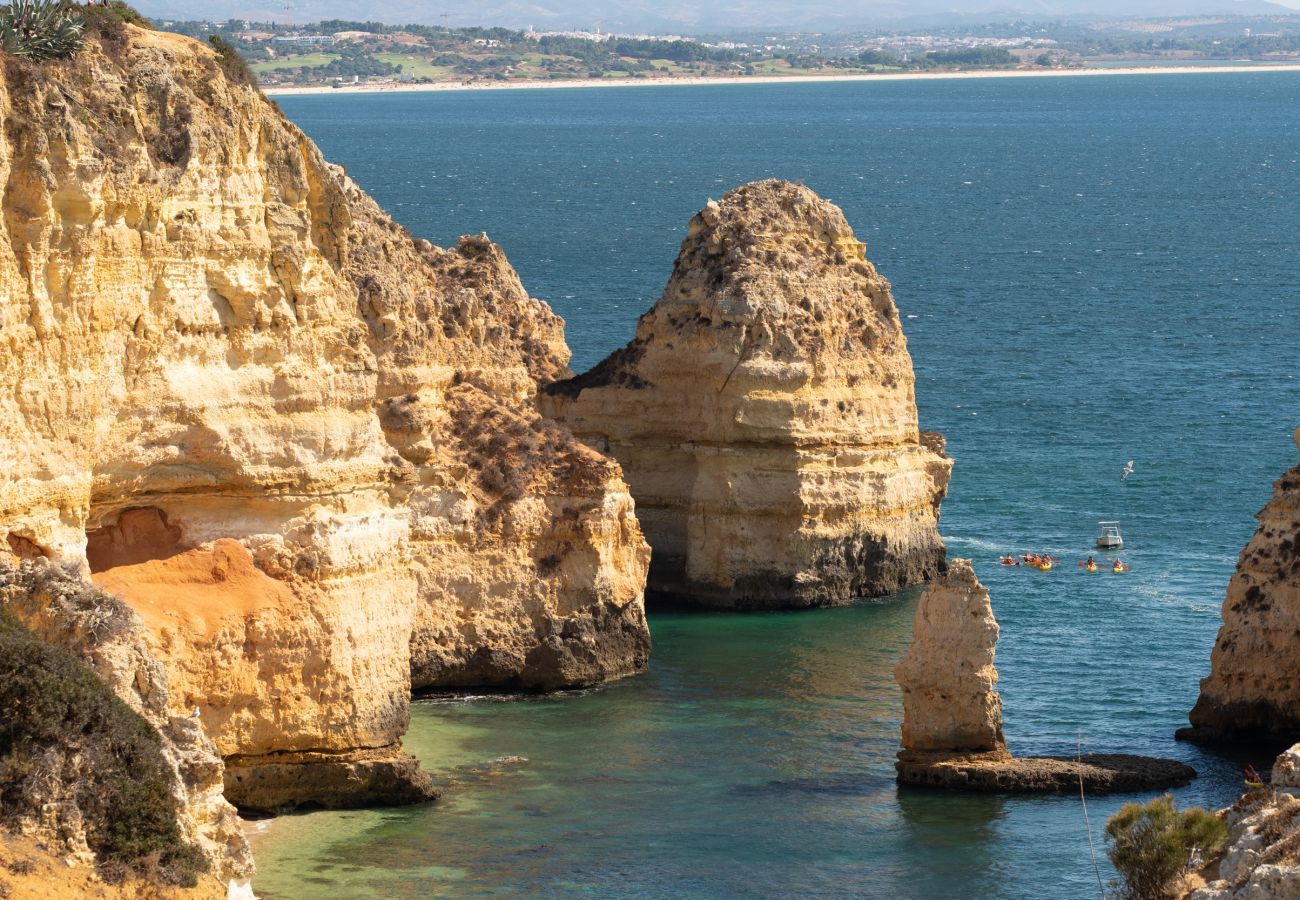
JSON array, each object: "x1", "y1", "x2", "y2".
[
  {"x1": 895, "y1": 559, "x2": 1007, "y2": 757},
  {"x1": 0, "y1": 16, "x2": 649, "y2": 836},
  {"x1": 1181, "y1": 430, "x2": 1300, "y2": 744},
  {"x1": 895, "y1": 560, "x2": 1194, "y2": 793},
  {"x1": 542, "y1": 180, "x2": 951, "y2": 609}
]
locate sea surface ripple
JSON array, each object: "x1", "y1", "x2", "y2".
[{"x1": 252, "y1": 73, "x2": 1300, "y2": 898}]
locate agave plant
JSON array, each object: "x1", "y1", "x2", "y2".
[{"x1": 0, "y1": 0, "x2": 85, "y2": 61}]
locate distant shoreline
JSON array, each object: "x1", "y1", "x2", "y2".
[{"x1": 262, "y1": 63, "x2": 1300, "y2": 97}]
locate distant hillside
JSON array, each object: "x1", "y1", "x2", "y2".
[{"x1": 135, "y1": 0, "x2": 1296, "y2": 32}]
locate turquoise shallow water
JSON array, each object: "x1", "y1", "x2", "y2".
[{"x1": 253, "y1": 74, "x2": 1300, "y2": 897}]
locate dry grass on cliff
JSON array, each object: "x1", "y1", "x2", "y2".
[
  {"x1": 0, "y1": 567, "x2": 208, "y2": 889},
  {"x1": 79, "y1": 2, "x2": 152, "y2": 59},
  {"x1": 0, "y1": 831, "x2": 222, "y2": 900},
  {"x1": 446, "y1": 384, "x2": 616, "y2": 527}
]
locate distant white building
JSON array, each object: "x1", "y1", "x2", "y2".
[{"x1": 273, "y1": 33, "x2": 336, "y2": 49}]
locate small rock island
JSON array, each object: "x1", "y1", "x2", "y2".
[{"x1": 895, "y1": 560, "x2": 1195, "y2": 793}]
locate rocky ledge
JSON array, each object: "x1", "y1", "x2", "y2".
[
  {"x1": 223, "y1": 746, "x2": 436, "y2": 814},
  {"x1": 895, "y1": 560, "x2": 1194, "y2": 793},
  {"x1": 542, "y1": 180, "x2": 951, "y2": 609},
  {"x1": 897, "y1": 750, "x2": 1194, "y2": 794}
]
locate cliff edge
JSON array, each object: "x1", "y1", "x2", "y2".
[
  {"x1": 543, "y1": 180, "x2": 951, "y2": 609},
  {"x1": 1180, "y1": 430, "x2": 1300, "y2": 745},
  {"x1": 0, "y1": 16, "x2": 649, "y2": 838}
]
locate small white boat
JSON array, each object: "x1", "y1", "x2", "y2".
[{"x1": 1096, "y1": 521, "x2": 1123, "y2": 549}]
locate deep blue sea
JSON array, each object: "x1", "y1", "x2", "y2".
[{"x1": 252, "y1": 73, "x2": 1300, "y2": 898}]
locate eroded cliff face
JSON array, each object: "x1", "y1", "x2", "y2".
[
  {"x1": 1182, "y1": 431, "x2": 1300, "y2": 744},
  {"x1": 0, "y1": 23, "x2": 649, "y2": 820},
  {"x1": 895, "y1": 559, "x2": 1006, "y2": 758},
  {"x1": 542, "y1": 180, "x2": 950, "y2": 609}
]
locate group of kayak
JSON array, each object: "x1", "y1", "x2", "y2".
[
  {"x1": 1000, "y1": 552, "x2": 1058, "y2": 571},
  {"x1": 999, "y1": 553, "x2": 1129, "y2": 573}
]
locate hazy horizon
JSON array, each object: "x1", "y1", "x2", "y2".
[{"x1": 135, "y1": 0, "x2": 1300, "y2": 32}]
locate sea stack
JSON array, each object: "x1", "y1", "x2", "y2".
[
  {"x1": 1179, "y1": 429, "x2": 1300, "y2": 745},
  {"x1": 895, "y1": 560, "x2": 1008, "y2": 759},
  {"x1": 895, "y1": 560, "x2": 1195, "y2": 793},
  {"x1": 543, "y1": 180, "x2": 952, "y2": 609},
  {"x1": 0, "y1": 20, "x2": 649, "y2": 838}
]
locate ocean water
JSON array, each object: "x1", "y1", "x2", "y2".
[{"x1": 252, "y1": 74, "x2": 1300, "y2": 898}]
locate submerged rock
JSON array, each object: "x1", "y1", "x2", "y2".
[
  {"x1": 543, "y1": 180, "x2": 951, "y2": 609},
  {"x1": 1179, "y1": 431, "x2": 1300, "y2": 745},
  {"x1": 895, "y1": 560, "x2": 1194, "y2": 793},
  {"x1": 896, "y1": 751, "x2": 1195, "y2": 795}
]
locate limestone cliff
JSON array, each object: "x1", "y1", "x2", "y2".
[
  {"x1": 1181, "y1": 430, "x2": 1300, "y2": 745},
  {"x1": 895, "y1": 559, "x2": 1006, "y2": 757},
  {"x1": 542, "y1": 180, "x2": 951, "y2": 609},
  {"x1": 0, "y1": 17, "x2": 649, "y2": 828},
  {"x1": 895, "y1": 560, "x2": 1194, "y2": 793}
]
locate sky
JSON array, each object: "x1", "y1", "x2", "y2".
[{"x1": 135, "y1": 0, "x2": 1300, "y2": 30}]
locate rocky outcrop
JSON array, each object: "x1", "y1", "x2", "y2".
[
  {"x1": 0, "y1": 562, "x2": 253, "y2": 895},
  {"x1": 896, "y1": 560, "x2": 1195, "y2": 793},
  {"x1": 542, "y1": 180, "x2": 951, "y2": 609},
  {"x1": 895, "y1": 558, "x2": 1007, "y2": 757},
  {"x1": 0, "y1": 18, "x2": 648, "y2": 824},
  {"x1": 1180, "y1": 430, "x2": 1300, "y2": 745},
  {"x1": 1186, "y1": 744, "x2": 1300, "y2": 899}
]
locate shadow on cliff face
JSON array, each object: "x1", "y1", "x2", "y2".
[{"x1": 86, "y1": 507, "x2": 186, "y2": 573}]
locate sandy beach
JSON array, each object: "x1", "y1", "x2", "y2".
[{"x1": 261, "y1": 63, "x2": 1300, "y2": 97}]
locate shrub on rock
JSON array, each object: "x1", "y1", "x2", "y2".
[
  {"x1": 0, "y1": 603, "x2": 207, "y2": 886},
  {"x1": 1105, "y1": 793, "x2": 1226, "y2": 899}
]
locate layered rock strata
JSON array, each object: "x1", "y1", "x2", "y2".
[
  {"x1": 895, "y1": 560, "x2": 1195, "y2": 793},
  {"x1": 1180, "y1": 430, "x2": 1300, "y2": 745},
  {"x1": 542, "y1": 180, "x2": 951, "y2": 609},
  {"x1": 895, "y1": 558, "x2": 1007, "y2": 758},
  {"x1": 0, "y1": 23, "x2": 648, "y2": 817}
]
